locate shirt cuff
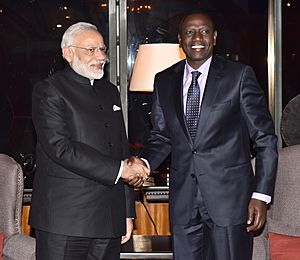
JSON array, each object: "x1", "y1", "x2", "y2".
[
  {"x1": 251, "y1": 192, "x2": 271, "y2": 204},
  {"x1": 141, "y1": 158, "x2": 151, "y2": 171},
  {"x1": 115, "y1": 160, "x2": 124, "y2": 184}
]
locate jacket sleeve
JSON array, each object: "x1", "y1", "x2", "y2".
[
  {"x1": 240, "y1": 65, "x2": 278, "y2": 196},
  {"x1": 142, "y1": 74, "x2": 172, "y2": 171}
]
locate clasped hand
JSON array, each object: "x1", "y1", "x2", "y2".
[{"x1": 121, "y1": 156, "x2": 150, "y2": 188}]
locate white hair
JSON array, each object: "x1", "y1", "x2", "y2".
[{"x1": 61, "y1": 22, "x2": 98, "y2": 49}]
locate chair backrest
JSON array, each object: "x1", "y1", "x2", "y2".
[
  {"x1": 268, "y1": 144, "x2": 300, "y2": 236},
  {"x1": 0, "y1": 154, "x2": 23, "y2": 238}
]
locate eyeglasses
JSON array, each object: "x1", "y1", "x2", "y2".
[{"x1": 70, "y1": 45, "x2": 108, "y2": 55}]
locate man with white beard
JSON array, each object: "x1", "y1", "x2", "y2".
[{"x1": 29, "y1": 22, "x2": 149, "y2": 260}]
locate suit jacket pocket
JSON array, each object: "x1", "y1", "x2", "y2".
[
  {"x1": 224, "y1": 161, "x2": 253, "y2": 179},
  {"x1": 210, "y1": 100, "x2": 231, "y2": 111}
]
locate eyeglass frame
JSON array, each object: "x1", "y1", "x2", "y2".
[{"x1": 69, "y1": 45, "x2": 108, "y2": 55}]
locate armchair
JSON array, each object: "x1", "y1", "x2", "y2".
[
  {"x1": 253, "y1": 94, "x2": 300, "y2": 259},
  {"x1": 0, "y1": 153, "x2": 35, "y2": 260},
  {"x1": 267, "y1": 144, "x2": 300, "y2": 259}
]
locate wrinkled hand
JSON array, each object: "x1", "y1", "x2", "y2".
[
  {"x1": 126, "y1": 156, "x2": 148, "y2": 187},
  {"x1": 121, "y1": 218, "x2": 134, "y2": 244},
  {"x1": 121, "y1": 156, "x2": 149, "y2": 188},
  {"x1": 246, "y1": 198, "x2": 267, "y2": 232}
]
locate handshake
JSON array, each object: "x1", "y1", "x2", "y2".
[{"x1": 121, "y1": 156, "x2": 150, "y2": 188}]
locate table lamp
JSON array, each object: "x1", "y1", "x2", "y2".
[{"x1": 129, "y1": 43, "x2": 186, "y2": 92}]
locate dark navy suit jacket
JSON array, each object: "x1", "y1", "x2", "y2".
[{"x1": 143, "y1": 55, "x2": 278, "y2": 227}]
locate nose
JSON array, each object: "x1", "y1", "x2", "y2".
[
  {"x1": 94, "y1": 49, "x2": 106, "y2": 60},
  {"x1": 193, "y1": 31, "x2": 203, "y2": 41}
]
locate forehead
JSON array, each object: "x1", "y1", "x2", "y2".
[
  {"x1": 181, "y1": 14, "x2": 214, "y2": 30},
  {"x1": 73, "y1": 30, "x2": 104, "y2": 46}
]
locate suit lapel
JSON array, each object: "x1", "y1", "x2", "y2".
[
  {"x1": 194, "y1": 56, "x2": 225, "y2": 144},
  {"x1": 172, "y1": 61, "x2": 192, "y2": 142}
]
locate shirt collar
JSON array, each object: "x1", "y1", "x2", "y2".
[{"x1": 184, "y1": 56, "x2": 212, "y2": 77}]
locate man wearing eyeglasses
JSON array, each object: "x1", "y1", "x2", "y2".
[{"x1": 29, "y1": 22, "x2": 149, "y2": 260}]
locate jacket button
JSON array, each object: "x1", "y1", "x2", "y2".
[
  {"x1": 191, "y1": 174, "x2": 195, "y2": 178},
  {"x1": 108, "y1": 142, "x2": 113, "y2": 147},
  {"x1": 192, "y1": 150, "x2": 197, "y2": 154},
  {"x1": 98, "y1": 105, "x2": 104, "y2": 110},
  {"x1": 104, "y1": 122, "x2": 110, "y2": 127}
]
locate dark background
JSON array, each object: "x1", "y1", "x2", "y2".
[{"x1": 0, "y1": 0, "x2": 299, "y2": 186}]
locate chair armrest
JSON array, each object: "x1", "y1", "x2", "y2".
[{"x1": 3, "y1": 233, "x2": 35, "y2": 260}]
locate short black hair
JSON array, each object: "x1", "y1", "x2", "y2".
[{"x1": 178, "y1": 11, "x2": 216, "y2": 35}]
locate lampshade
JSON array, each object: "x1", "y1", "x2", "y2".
[{"x1": 129, "y1": 43, "x2": 186, "y2": 92}]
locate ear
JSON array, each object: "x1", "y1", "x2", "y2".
[
  {"x1": 62, "y1": 47, "x2": 73, "y2": 63},
  {"x1": 178, "y1": 34, "x2": 182, "y2": 47},
  {"x1": 213, "y1": 31, "x2": 218, "y2": 46}
]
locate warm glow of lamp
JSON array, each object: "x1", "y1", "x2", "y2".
[{"x1": 129, "y1": 43, "x2": 186, "y2": 92}]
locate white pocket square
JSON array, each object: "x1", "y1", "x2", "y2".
[{"x1": 113, "y1": 105, "x2": 121, "y2": 111}]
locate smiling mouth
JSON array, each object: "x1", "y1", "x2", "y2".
[
  {"x1": 191, "y1": 45, "x2": 205, "y2": 49},
  {"x1": 91, "y1": 62, "x2": 105, "y2": 70}
]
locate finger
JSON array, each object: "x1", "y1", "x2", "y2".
[
  {"x1": 124, "y1": 159, "x2": 131, "y2": 166},
  {"x1": 128, "y1": 179, "x2": 139, "y2": 186},
  {"x1": 123, "y1": 175, "x2": 137, "y2": 184},
  {"x1": 126, "y1": 156, "x2": 136, "y2": 166},
  {"x1": 246, "y1": 206, "x2": 255, "y2": 232},
  {"x1": 248, "y1": 220, "x2": 260, "y2": 232},
  {"x1": 121, "y1": 235, "x2": 130, "y2": 244},
  {"x1": 254, "y1": 212, "x2": 261, "y2": 228},
  {"x1": 133, "y1": 179, "x2": 144, "y2": 188},
  {"x1": 128, "y1": 176, "x2": 138, "y2": 184},
  {"x1": 129, "y1": 156, "x2": 142, "y2": 166},
  {"x1": 141, "y1": 164, "x2": 150, "y2": 173},
  {"x1": 247, "y1": 223, "x2": 255, "y2": 232},
  {"x1": 247, "y1": 210, "x2": 261, "y2": 232},
  {"x1": 138, "y1": 166, "x2": 150, "y2": 178},
  {"x1": 254, "y1": 212, "x2": 265, "y2": 231},
  {"x1": 127, "y1": 175, "x2": 136, "y2": 182},
  {"x1": 130, "y1": 177, "x2": 144, "y2": 187},
  {"x1": 134, "y1": 181, "x2": 144, "y2": 188},
  {"x1": 247, "y1": 206, "x2": 254, "y2": 226},
  {"x1": 128, "y1": 177, "x2": 143, "y2": 187}
]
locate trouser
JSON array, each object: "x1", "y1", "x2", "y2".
[
  {"x1": 35, "y1": 229, "x2": 121, "y2": 260},
  {"x1": 172, "y1": 187, "x2": 253, "y2": 260}
]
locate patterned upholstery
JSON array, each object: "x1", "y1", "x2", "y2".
[
  {"x1": 0, "y1": 154, "x2": 35, "y2": 260},
  {"x1": 266, "y1": 145, "x2": 300, "y2": 259},
  {"x1": 253, "y1": 145, "x2": 300, "y2": 259},
  {"x1": 267, "y1": 145, "x2": 300, "y2": 236},
  {"x1": 253, "y1": 95, "x2": 300, "y2": 259}
]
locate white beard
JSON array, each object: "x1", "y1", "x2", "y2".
[{"x1": 71, "y1": 54, "x2": 105, "y2": 80}]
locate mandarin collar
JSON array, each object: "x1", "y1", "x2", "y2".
[{"x1": 64, "y1": 64, "x2": 94, "y2": 87}]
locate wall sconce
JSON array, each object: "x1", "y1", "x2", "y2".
[{"x1": 129, "y1": 43, "x2": 186, "y2": 92}]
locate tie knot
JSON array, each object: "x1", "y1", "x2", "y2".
[{"x1": 191, "y1": 71, "x2": 201, "y2": 82}]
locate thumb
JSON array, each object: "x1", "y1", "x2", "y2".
[{"x1": 247, "y1": 206, "x2": 254, "y2": 225}]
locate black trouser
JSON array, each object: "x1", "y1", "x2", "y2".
[{"x1": 35, "y1": 229, "x2": 121, "y2": 260}]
